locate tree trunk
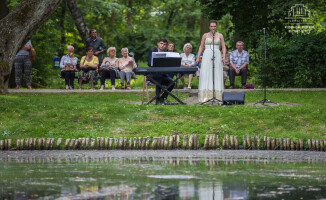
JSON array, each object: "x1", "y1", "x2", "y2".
[
  {"x1": 127, "y1": 0, "x2": 133, "y2": 28},
  {"x1": 108, "y1": 11, "x2": 115, "y2": 41},
  {"x1": 0, "y1": 0, "x2": 63, "y2": 94},
  {"x1": 199, "y1": 15, "x2": 209, "y2": 38},
  {"x1": 59, "y1": 1, "x2": 67, "y2": 57},
  {"x1": 0, "y1": 0, "x2": 9, "y2": 20},
  {"x1": 66, "y1": 0, "x2": 89, "y2": 43},
  {"x1": 185, "y1": 18, "x2": 195, "y2": 43},
  {"x1": 165, "y1": 10, "x2": 176, "y2": 30}
]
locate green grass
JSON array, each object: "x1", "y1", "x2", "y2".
[{"x1": 0, "y1": 90, "x2": 326, "y2": 141}]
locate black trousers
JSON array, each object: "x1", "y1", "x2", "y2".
[
  {"x1": 61, "y1": 71, "x2": 75, "y2": 87},
  {"x1": 229, "y1": 67, "x2": 247, "y2": 86},
  {"x1": 151, "y1": 75, "x2": 175, "y2": 99},
  {"x1": 100, "y1": 69, "x2": 116, "y2": 86}
]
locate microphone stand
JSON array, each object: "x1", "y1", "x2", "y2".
[
  {"x1": 255, "y1": 28, "x2": 278, "y2": 105},
  {"x1": 201, "y1": 30, "x2": 222, "y2": 105}
]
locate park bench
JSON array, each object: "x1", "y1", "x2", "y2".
[{"x1": 60, "y1": 66, "x2": 137, "y2": 88}]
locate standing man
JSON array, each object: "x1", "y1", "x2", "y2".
[
  {"x1": 85, "y1": 29, "x2": 106, "y2": 65},
  {"x1": 147, "y1": 38, "x2": 175, "y2": 105},
  {"x1": 229, "y1": 41, "x2": 249, "y2": 89}
]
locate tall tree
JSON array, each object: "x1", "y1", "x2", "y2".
[
  {"x1": 66, "y1": 0, "x2": 89, "y2": 43},
  {"x1": 59, "y1": 1, "x2": 67, "y2": 57},
  {"x1": 200, "y1": 0, "x2": 294, "y2": 48},
  {"x1": 126, "y1": 0, "x2": 133, "y2": 27},
  {"x1": 0, "y1": 0, "x2": 63, "y2": 94}
]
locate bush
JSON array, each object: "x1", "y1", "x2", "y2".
[{"x1": 252, "y1": 31, "x2": 326, "y2": 88}]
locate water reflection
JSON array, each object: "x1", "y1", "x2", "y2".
[
  {"x1": 1, "y1": 155, "x2": 325, "y2": 165},
  {"x1": 1, "y1": 153, "x2": 326, "y2": 199}
]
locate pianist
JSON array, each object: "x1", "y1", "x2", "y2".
[{"x1": 147, "y1": 38, "x2": 175, "y2": 105}]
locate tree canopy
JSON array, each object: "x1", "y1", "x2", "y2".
[{"x1": 200, "y1": 0, "x2": 326, "y2": 49}]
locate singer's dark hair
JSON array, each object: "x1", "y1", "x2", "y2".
[
  {"x1": 209, "y1": 20, "x2": 218, "y2": 25},
  {"x1": 158, "y1": 38, "x2": 168, "y2": 44}
]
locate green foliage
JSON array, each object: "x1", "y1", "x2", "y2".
[
  {"x1": 200, "y1": 0, "x2": 325, "y2": 49},
  {"x1": 75, "y1": 0, "x2": 203, "y2": 61},
  {"x1": 200, "y1": 0, "x2": 326, "y2": 88},
  {"x1": 7, "y1": 0, "x2": 20, "y2": 10},
  {"x1": 253, "y1": 31, "x2": 326, "y2": 88},
  {"x1": 217, "y1": 13, "x2": 234, "y2": 47}
]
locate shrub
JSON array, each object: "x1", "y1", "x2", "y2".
[{"x1": 252, "y1": 31, "x2": 326, "y2": 88}]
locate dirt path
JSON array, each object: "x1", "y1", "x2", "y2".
[{"x1": 8, "y1": 88, "x2": 326, "y2": 94}]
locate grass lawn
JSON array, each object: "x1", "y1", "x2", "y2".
[{"x1": 0, "y1": 90, "x2": 325, "y2": 142}]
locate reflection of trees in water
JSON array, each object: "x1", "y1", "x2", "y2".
[
  {"x1": 155, "y1": 185, "x2": 179, "y2": 200},
  {"x1": 154, "y1": 180, "x2": 248, "y2": 200},
  {"x1": 223, "y1": 182, "x2": 249, "y2": 200},
  {"x1": 2, "y1": 155, "x2": 313, "y2": 165},
  {"x1": 1, "y1": 155, "x2": 326, "y2": 200},
  {"x1": 57, "y1": 184, "x2": 136, "y2": 199}
]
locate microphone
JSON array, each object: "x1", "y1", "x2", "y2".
[
  {"x1": 263, "y1": 28, "x2": 265, "y2": 34},
  {"x1": 212, "y1": 30, "x2": 215, "y2": 37}
]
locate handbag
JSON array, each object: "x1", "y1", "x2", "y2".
[
  {"x1": 223, "y1": 64, "x2": 229, "y2": 71},
  {"x1": 81, "y1": 57, "x2": 90, "y2": 72},
  {"x1": 29, "y1": 47, "x2": 36, "y2": 62}
]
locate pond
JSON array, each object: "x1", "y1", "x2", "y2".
[{"x1": 0, "y1": 150, "x2": 326, "y2": 199}]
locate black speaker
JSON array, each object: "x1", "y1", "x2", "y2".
[{"x1": 222, "y1": 92, "x2": 245, "y2": 105}]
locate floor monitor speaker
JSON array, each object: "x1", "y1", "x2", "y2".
[{"x1": 222, "y1": 92, "x2": 245, "y2": 105}]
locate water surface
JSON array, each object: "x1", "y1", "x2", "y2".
[{"x1": 1, "y1": 150, "x2": 326, "y2": 199}]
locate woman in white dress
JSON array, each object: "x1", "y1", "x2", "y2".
[{"x1": 196, "y1": 20, "x2": 226, "y2": 103}]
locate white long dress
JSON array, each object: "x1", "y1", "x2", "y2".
[{"x1": 198, "y1": 37, "x2": 224, "y2": 102}]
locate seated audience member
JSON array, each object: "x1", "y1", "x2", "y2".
[
  {"x1": 167, "y1": 42, "x2": 175, "y2": 52},
  {"x1": 223, "y1": 45, "x2": 230, "y2": 88},
  {"x1": 78, "y1": 47, "x2": 99, "y2": 90},
  {"x1": 229, "y1": 41, "x2": 249, "y2": 89},
  {"x1": 60, "y1": 45, "x2": 78, "y2": 90},
  {"x1": 180, "y1": 43, "x2": 195, "y2": 89},
  {"x1": 117, "y1": 48, "x2": 137, "y2": 90},
  {"x1": 99, "y1": 47, "x2": 118, "y2": 90},
  {"x1": 167, "y1": 42, "x2": 175, "y2": 80}
]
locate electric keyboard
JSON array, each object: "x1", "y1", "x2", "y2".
[{"x1": 134, "y1": 67, "x2": 197, "y2": 75}]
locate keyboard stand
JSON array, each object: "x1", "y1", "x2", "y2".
[
  {"x1": 145, "y1": 73, "x2": 186, "y2": 105},
  {"x1": 142, "y1": 76, "x2": 150, "y2": 104}
]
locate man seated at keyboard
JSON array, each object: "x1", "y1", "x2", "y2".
[{"x1": 147, "y1": 38, "x2": 175, "y2": 105}]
